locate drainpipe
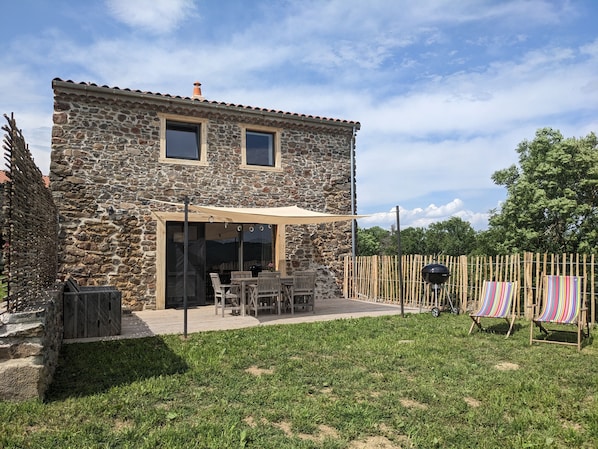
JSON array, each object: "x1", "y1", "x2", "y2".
[{"x1": 350, "y1": 126, "x2": 357, "y2": 265}]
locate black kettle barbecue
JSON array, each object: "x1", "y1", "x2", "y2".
[{"x1": 421, "y1": 263, "x2": 458, "y2": 317}]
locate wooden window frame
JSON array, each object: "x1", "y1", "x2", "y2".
[
  {"x1": 240, "y1": 124, "x2": 282, "y2": 171},
  {"x1": 159, "y1": 113, "x2": 208, "y2": 166}
]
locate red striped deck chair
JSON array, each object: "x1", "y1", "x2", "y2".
[
  {"x1": 530, "y1": 275, "x2": 589, "y2": 351},
  {"x1": 469, "y1": 281, "x2": 517, "y2": 338}
]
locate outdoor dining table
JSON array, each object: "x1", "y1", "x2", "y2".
[{"x1": 230, "y1": 274, "x2": 294, "y2": 316}]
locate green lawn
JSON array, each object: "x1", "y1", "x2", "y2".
[{"x1": 1, "y1": 313, "x2": 596, "y2": 448}]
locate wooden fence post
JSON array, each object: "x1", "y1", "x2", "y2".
[{"x1": 459, "y1": 255, "x2": 468, "y2": 313}]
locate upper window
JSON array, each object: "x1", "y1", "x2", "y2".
[
  {"x1": 166, "y1": 121, "x2": 200, "y2": 160},
  {"x1": 240, "y1": 124, "x2": 282, "y2": 171},
  {"x1": 246, "y1": 131, "x2": 274, "y2": 166},
  {"x1": 159, "y1": 114, "x2": 208, "y2": 166}
]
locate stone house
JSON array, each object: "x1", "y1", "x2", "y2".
[{"x1": 50, "y1": 79, "x2": 360, "y2": 310}]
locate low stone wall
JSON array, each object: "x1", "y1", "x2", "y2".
[{"x1": 0, "y1": 287, "x2": 63, "y2": 401}]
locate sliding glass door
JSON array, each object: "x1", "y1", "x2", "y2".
[
  {"x1": 165, "y1": 222, "x2": 206, "y2": 308},
  {"x1": 205, "y1": 223, "x2": 274, "y2": 279},
  {"x1": 165, "y1": 221, "x2": 273, "y2": 308}
]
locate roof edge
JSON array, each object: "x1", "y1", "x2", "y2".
[{"x1": 52, "y1": 78, "x2": 361, "y2": 130}]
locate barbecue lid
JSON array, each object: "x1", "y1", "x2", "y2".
[
  {"x1": 421, "y1": 263, "x2": 450, "y2": 285},
  {"x1": 421, "y1": 263, "x2": 449, "y2": 274}
]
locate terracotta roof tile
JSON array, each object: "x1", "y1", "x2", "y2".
[
  {"x1": 0, "y1": 171, "x2": 49, "y2": 187},
  {"x1": 52, "y1": 78, "x2": 360, "y2": 128}
]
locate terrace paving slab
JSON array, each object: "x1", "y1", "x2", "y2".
[{"x1": 64, "y1": 298, "x2": 422, "y2": 343}]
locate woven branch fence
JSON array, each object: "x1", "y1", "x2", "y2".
[
  {"x1": 1, "y1": 113, "x2": 58, "y2": 312},
  {"x1": 343, "y1": 252, "x2": 597, "y2": 325}
]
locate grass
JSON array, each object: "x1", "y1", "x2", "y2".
[{"x1": 1, "y1": 313, "x2": 597, "y2": 448}]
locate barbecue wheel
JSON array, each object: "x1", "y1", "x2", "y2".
[{"x1": 431, "y1": 307, "x2": 440, "y2": 318}]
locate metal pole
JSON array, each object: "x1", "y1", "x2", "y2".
[
  {"x1": 396, "y1": 205, "x2": 404, "y2": 317},
  {"x1": 350, "y1": 126, "x2": 356, "y2": 259},
  {"x1": 183, "y1": 196, "x2": 189, "y2": 339},
  {"x1": 350, "y1": 127, "x2": 357, "y2": 299}
]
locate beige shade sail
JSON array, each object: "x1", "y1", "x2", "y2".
[{"x1": 188, "y1": 205, "x2": 366, "y2": 225}]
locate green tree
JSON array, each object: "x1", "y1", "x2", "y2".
[
  {"x1": 397, "y1": 226, "x2": 427, "y2": 255},
  {"x1": 379, "y1": 226, "x2": 397, "y2": 255},
  {"x1": 360, "y1": 218, "x2": 478, "y2": 257},
  {"x1": 425, "y1": 217, "x2": 476, "y2": 256},
  {"x1": 357, "y1": 226, "x2": 391, "y2": 256},
  {"x1": 489, "y1": 128, "x2": 598, "y2": 253},
  {"x1": 471, "y1": 228, "x2": 503, "y2": 256}
]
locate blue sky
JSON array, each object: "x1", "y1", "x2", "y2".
[{"x1": 1, "y1": 0, "x2": 597, "y2": 231}]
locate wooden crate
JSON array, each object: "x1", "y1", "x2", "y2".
[{"x1": 63, "y1": 279, "x2": 122, "y2": 339}]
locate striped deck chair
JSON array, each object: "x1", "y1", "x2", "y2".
[
  {"x1": 469, "y1": 281, "x2": 517, "y2": 338},
  {"x1": 530, "y1": 275, "x2": 589, "y2": 351}
]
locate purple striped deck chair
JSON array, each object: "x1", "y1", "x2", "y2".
[
  {"x1": 469, "y1": 281, "x2": 517, "y2": 338},
  {"x1": 530, "y1": 275, "x2": 589, "y2": 351}
]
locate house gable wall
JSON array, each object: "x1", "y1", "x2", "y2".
[{"x1": 50, "y1": 81, "x2": 358, "y2": 309}]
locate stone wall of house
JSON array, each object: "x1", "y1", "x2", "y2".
[
  {"x1": 50, "y1": 81, "x2": 358, "y2": 309},
  {"x1": 0, "y1": 288, "x2": 63, "y2": 401}
]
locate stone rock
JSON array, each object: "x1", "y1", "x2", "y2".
[
  {"x1": 0, "y1": 342, "x2": 43, "y2": 360},
  {"x1": 0, "y1": 357, "x2": 45, "y2": 401},
  {"x1": 0, "y1": 321, "x2": 44, "y2": 338}
]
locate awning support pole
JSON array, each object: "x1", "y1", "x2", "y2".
[
  {"x1": 183, "y1": 196, "x2": 189, "y2": 339},
  {"x1": 396, "y1": 205, "x2": 404, "y2": 318}
]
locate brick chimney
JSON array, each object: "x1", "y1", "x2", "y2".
[{"x1": 192, "y1": 81, "x2": 204, "y2": 100}]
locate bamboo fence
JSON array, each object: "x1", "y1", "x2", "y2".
[{"x1": 343, "y1": 252, "x2": 596, "y2": 325}]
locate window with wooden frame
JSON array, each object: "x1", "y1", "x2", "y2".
[
  {"x1": 159, "y1": 113, "x2": 208, "y2": 165},
  {"x1": 240, "y1": 124, "x2": 282, "y2": 171}
]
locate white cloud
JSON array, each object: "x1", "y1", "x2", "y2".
[
  {"x1": 359, "y1": 47, "x2": 597, "y2": 137},
  {"x1": 357, "y1": 199, "x2": 491, "y2": 230},
  {"x1": 355, "y1": 131, "x2": 521, "y2": 209},
  {"x1": 105, "y1": 0, "x2": 197, "y2": 34}
]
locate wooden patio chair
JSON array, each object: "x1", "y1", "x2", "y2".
[
  {"x1": 530, "y1": 275, "x2": 590, "y2": 351},
  {"x1": 209, "y1": 273, "x2": 241, "y2": 317},
  {"x1": 257, "y1": 271, "x2": 281, "y2": 277},
  {"x1": 230, "y1": 271, "x2": 253, "y2": 300},
  {"x1": 469, "y1": 281, "x2": 517, "y2": 338},
  {"x1": 292, "y1": 271, "x2": 316, "y2": 314},
  {"x1": 231, "y1": 271, "x2": 253, "y2": 280},
  {"x1": 246, "y1": 272, "x2": 281, "y2": 317}
]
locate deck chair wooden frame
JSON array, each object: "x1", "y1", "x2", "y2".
[
  {"x1": 530, "y1": 275, "x2": 589, "y2": 351},
  {"x1": 469, "y1": 281, "x2": 517, "y2": 338}
]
